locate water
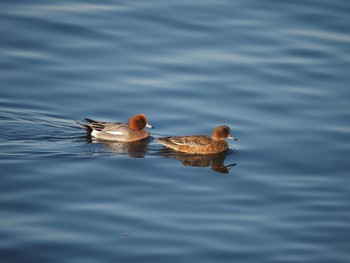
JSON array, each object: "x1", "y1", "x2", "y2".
[{"x1": 1, "y1": 1, "x2": 350, "y2": 262}]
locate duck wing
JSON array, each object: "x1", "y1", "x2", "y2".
[
  {"x1": 84, "y1": 118, "x2": 129, "y2": 135},
  {"x1": 162, "y1": 135, "x2": 211, "y2": 147}
]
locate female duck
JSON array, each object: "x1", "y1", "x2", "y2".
[
  {"x1": 77, "y1": 114, "x2": 153, "y2": 142},
  {"x1": 157, "y1": 125, "x2": 236, "y2": 154}
]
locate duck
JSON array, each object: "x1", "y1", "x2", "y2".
[
  {"x1": 157, "y1": 125, "x2": 237, "y2": 154},
  {"x1": 76, "y1": 114, "x2": 153, "y2": 142}
]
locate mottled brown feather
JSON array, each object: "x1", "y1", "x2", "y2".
[{"x1": 157, "y1": 126, "x2": 235, "y2": 154}]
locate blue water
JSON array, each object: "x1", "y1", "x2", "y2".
[{"x1": 1, "y1": 1, "x2": 350, "y2": 262}]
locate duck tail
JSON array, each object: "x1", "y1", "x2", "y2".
[
  {"x1": 84, "y1": 118, "x2": 97, "y2": 124},
  {"x1": 156, "y1": 137, "x2": 172, "y2": 146},
  {"x1": 76, "y1": 121, "x2": 92, "y2": 133}
]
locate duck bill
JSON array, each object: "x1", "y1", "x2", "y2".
[
  {"x1": 227, "y1": 134, "x2": 237, "y2": 141},
  {"x1": 145, "y1": 123, "x2": 154, "y2": 129}
]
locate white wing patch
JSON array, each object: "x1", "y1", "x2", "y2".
[
  {"x1": 106, "y1": 131, "x2": 124, "y2": 136},
  {"x1": 170, "y1": 137, "x2": 209, "y2": 147},
  {"x1": 170, "y1": 138, "x2": 185, "y2": 145},
  {"x1": 91, "y1": 130, "x2": 100, "y2": 137}
]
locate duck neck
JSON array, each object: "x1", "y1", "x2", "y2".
[
  {"x1": 211, "y1": 135, "x2": 225, "y2": 142},
  {"x1": 128, "y1": 118, "x2": 139, "y2": 131}
]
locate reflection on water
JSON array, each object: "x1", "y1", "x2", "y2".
[
  {"x1": 159, "y1": 149, "x2": 237, "y2": 174},
  {"x1": 86, "y1": 135, "x2": 236, "y2": 173},
  {"x1": 89, "y1": 137, "x2": 150, "y2": 158}
]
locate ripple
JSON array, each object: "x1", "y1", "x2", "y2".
[{"x1": 1, "y1": 0, "x2": 350, "y2": 262}]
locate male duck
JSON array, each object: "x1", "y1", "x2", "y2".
[{"x1": 77, "y1": 114, "x2": 153, "y2": 142}]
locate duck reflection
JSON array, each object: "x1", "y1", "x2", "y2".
[
  {"x1": 160, "y1": 149, "x2": 236, "y2": 174},
  {"x1": 88, "y1": 137, "x2": 150, "y2": 158}
]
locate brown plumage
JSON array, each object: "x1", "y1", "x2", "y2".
[{"x1": 157, "y1": 125, "x2": 237, "y2": 154}]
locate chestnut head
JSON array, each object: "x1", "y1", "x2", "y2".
[{"x1": 128, "y1": 114, "x2": 153, "y2": 131}]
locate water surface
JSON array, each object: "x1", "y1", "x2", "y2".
[{"x1": 1, "y1": 1, "x2": 350, "y2": 262}]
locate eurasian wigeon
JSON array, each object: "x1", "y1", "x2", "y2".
[
  {"x1": 76, "y1": 114, "x2": 153, "y2": 142},
  {"x1": 157, "y1": 125, "x2": 237, "y2": 154}
]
